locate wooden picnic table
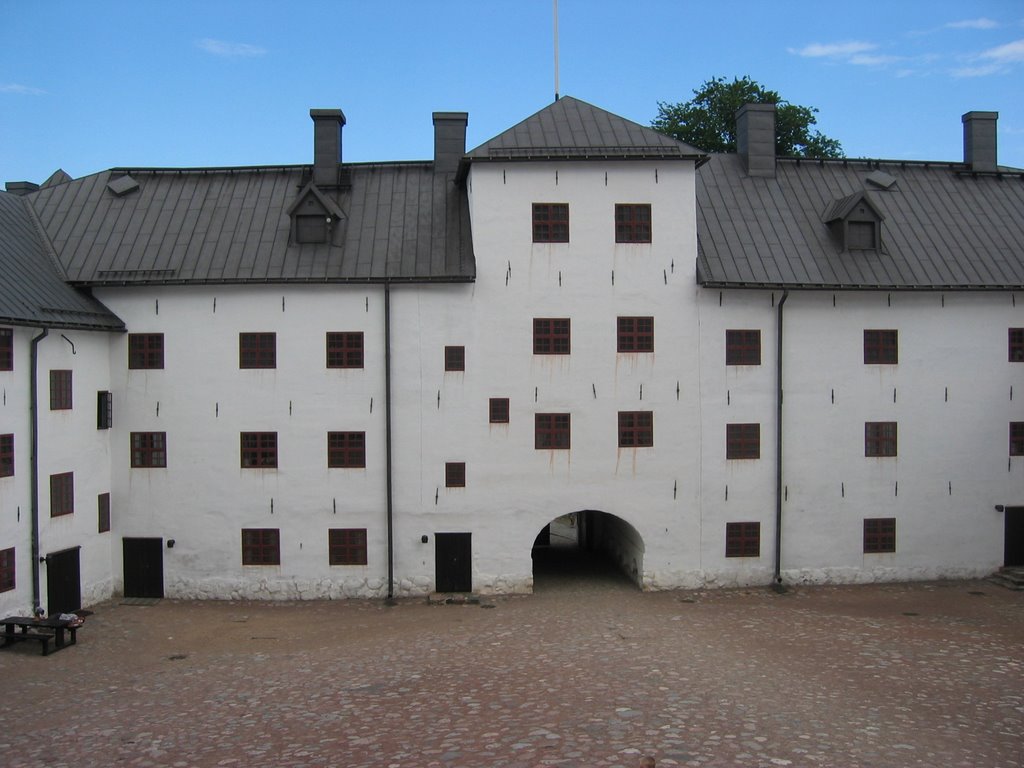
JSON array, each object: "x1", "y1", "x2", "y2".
[{"x1": 1, "y1": 616, "x2": 80, "y2": 656}]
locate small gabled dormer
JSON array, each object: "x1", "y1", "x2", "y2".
[
  {"x1": 286, "y1": 182, "x2": 345, "y2": 245},
  {"x1": 822, "y1": 190, "x2": 884, "y2": 251}
]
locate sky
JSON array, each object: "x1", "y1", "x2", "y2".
[{"x1": 2, "y1": 0, "x2": 1023, "y2": 184}]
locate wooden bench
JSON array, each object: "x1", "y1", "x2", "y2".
[{"x1": 0, "y1": 629, "x2": 57, "y2": 656}]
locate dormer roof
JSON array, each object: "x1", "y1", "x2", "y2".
[
  {"x1": 286, "y1": 182, "x2": 346, "y2": 220},
  {"x1": 822, "y1": 190, "x2": 884, "y2": 225}
]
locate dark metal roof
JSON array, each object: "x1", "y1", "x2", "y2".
[
  {"x1": 26, "y1": 162, "x2": 475, "y2": 286},
  {"x1": 464, "y1": 96, "x2": 706, "y2": 165},
  {"x1": 0, "y1": 192, "x2": 124, "y2": 330},
  {"x1": 696, "y1": 155, "x2": 1024, "y2": 289}
]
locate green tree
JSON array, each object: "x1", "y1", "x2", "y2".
[{"x1": 652, "y1": 76, "x2": 843, "y2": 158}]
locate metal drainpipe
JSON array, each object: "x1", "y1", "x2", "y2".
[
  {"x1": 774, "y1": 291, "x2": 789, "y2": 587},
  {"x1": 30, "y1": 328, "x2": 49, "y2": 614},
  {"x1": 384, "y1": 281, "x2": 395, "y2": 601}
]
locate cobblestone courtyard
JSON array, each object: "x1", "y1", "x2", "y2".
[{"x1": 2, "y1": 568, "x2": 1022, "y2": 767}]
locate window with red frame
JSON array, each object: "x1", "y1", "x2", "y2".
[
  {"x1": 328, "y1": 431, "x2": 366, "y2": 468},
  {"x1": 242, "y1": 528, "x2": 280, "y2": 565},
  {"x1": 725, "y1": 522, "x2": 760, "y2": 557},
  {"x1": 128, "y1": 333, "x2": 165, "y2": 369},
  {"x1": 489, "y1": 398, "x2": 510, "y2": 424},
  {"x1": 50, "y1": 369, "x2": 72, "y2": 410},
  {"x1": 131, "y1": 432, "x2": 167, "y2": 468},
  {"x1": 864, "y1": 329, "x2": 898, "y2": 364},
  {"x1": 617, "y1": 317, "x2": 654, "y2": 353},
  {"x1": 1010, "y1": 328, "x2": 1024, "y2": 362},
  {"x1": 535, "y1": 413, "x2": 570, "y2": 449},
  {"x1": 239, "y1": 332, "x2": 276, "y2": 369},
  {"x1": 0, "y1": 433, "x2": 12, "y2": 478},
  {"x1": 0, "y1": 547, "x2": 13, "y2": 592},
  {"x1": 726, "y1": 330, "x2": 761, "y2": 365},
  {"x1": 50, "y1": 472, "x2": 74, "y2": 517},
  {"x1": 98, "y1": 493, "x2": 111, "y2": 533},
  {"x1": 445, "y1": 345, "x2": 465, "y2": 372},
  {"x1": 1011, "y1": 422, "x2": 1024, "y2": 456},
  {"x1": 533, "y1": 318, "x2": 571, "y2": 355},
  {"x1": 615, "y1": 204, "x2": 652, "y2": 243},
  {"x1": 532, "y1": 203, "x2": 569, "y2": 243},
  {"x1": 726, "y1": 423, "x2": 760, "y2": 459},
  {"x1": 865, "y1": 422, "x2": 897, "y2": 457},
  {"x1": 326, "y1": 332, "x2": 364, "y2": 368},
  {"x1": 618, "y1": 411, "x2": 653, "y2": 448},
  {"x1": 863, "y1": 518, "x2": 896, "y2": 553},
  {"x1": 0, "y1": 328, "x2": 12, "y2": 371},
  {"x1": 445, "y1": 462, "x2": 466, "y2": 487},
  {"x1": 240, "y1": 432, "x2": 278, "y2": 468},
  {"x1": 329, "y1": 528, "x2": 368, "y2": 565}
]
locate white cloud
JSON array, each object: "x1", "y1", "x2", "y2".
[
  {"x1": 849, "y1": 54, "x2": 902, "y2": 67},
  {"x1": 951, "y1": 63, "x2": 1004, "y2": 78},
  {"x1": 0, "y1": 83, "x2": 45, "y2": 95},
  {"x1": 196, "y1": 38, "x2": 267, "y2": 57},
  {"x1": 946, "y1": 18, "x2": 998, "y2": 30},
  {"x1": 978, "y1": 38, "x2": 1024, "y2": 63},
  {"x1": 789, "y1": 41, "x2": 877, "y2": 58}
]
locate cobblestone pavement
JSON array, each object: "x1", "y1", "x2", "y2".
[{"x1": 2, "y1": 560, "x2": 1023, "y2": 768}]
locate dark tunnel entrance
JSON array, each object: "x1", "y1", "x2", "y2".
[{"x1": 531, "y1": 510, "x2": 644, "y2": 592}]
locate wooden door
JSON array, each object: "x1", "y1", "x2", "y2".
[
  {"x1": 123, "y1": 537, "x2": 165, "y2": 598},
  {"x1": 45, "y1": 547, "x2": 81, "y2": 615},
  {"x1": 435, "y1": 533, "x2": 472, "y2": 592},
  {"x1": 1005, "y1": 508, "x2": 1024, "y2": 567}
]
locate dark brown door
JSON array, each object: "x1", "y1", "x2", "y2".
[
  {"x1": 123, "y1": 538, "x2": 164, "y2": 598},
  {"x1": 1005, "y1": 508, "x2": 1024, "y2": 567},
  {"x1": 435, "y1": 532, "x2": 472, "y2": 592},
  {"x1": 46, "y1": 547, "x2": 81, "y2": 615}
]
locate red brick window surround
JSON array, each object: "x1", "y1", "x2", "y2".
[
  {"x1": 242, "y1": 528, "x2": 280, "y2": 565},
  {"x1": 50, "y1": 369, "x2": 72, "y2": 410},
  {"x1": 98, "y1": 492, "x2": 111, "y2": 533},
  {"x1": 50, "y1": 472, "x2": 74, "y2": 517},
  {"x1": 532, "y1": 203, "x2": 569, "y2": 243},
  {"x1": 726, "y1": 423, "x2": 760, "y2": 459},
  {"x1": 533, "y1": 318, "x2": 571, "y2": 355},
  {"x1": 328, "y1": 431, "x2": 366, "y2": 468},
  {"x1": 1010, "y1": 328, "x2": 1024, "y2": 362},
  {"x1": 864, "y1": 329, "x2": 898, "y2": 364},
  {"x1": 726, "y1": 330, "x2": 761, "y2": 365},
  {"x1": 615, "y1": 204, "x2": 652, "y2": 243},
  {"x1": 239, "y1": 332, "x2": 276, "y2": 369},
  {"x1": 445, "y1": 461, "x2": 466, "y2": 488},
  {"x1": 725, "y1": 522, "x2": 760, "y2": 557},
  {"x1": 0, "y1": 433, "x2": 13, "y2": 478},
  {"x1": 865, "y1": 422, "x2": 897, "y2": 457},
  {"x1": 445, "y1": 345, "x2": 465, "y2": 372},
  {"x1": 617, "y1": 317, "x2": 654, "y2": 353},
  {"x1": 131, "y1": 432, "x2": 167, "y2": 468},
  {"x1": 326, "y1": 332, "x2": 364, "y2": 369},
  {"x1": 535, "y1": 413, "x2": 571, "y2": 450},
  {"x1": 329, "y1": 528, "x2": 368, "y2": 566},
  {"x1": 864, "y1": 517, "x2": 896, "y2": 553},
  {"x1": 0, "y1": 328, "x2": 12, "y2": 371},
  {"x1": 489, "y1": 398, "x2": 510, "y2": 424},
  {"x1": 618, "y1": 411, "x2": 654, "y2": 448},
  {"x1": 241, "y1": 432, "x2": 278, "y2": 468},
  {"x1": 1011, "y1": 422, "x2": 1024, "y2": 456},
  {"x1": 128, "y1": 333, "x2": 165, "y2": 369},
  {"x1": 0, "y1": 547, "x2": 14, "y2": 592}
]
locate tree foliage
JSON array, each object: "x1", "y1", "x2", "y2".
[{"x1": 652, "y1": 76, "x2": 843, "y2": 158}]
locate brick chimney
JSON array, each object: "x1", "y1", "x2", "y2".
[
  {"x1": 432, "y1": 112, "x2": 468, "y2": 174},
  {"x1": 310, "y1": 109, "x2": 346, "y2": 186},
  {"x1": 962, "y1": 111, "x2": 998, "y2": 172},
  {"x1": 736, "y1": 103, "x2": 776, "y2": 178}
]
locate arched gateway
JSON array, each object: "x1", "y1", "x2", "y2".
[{"x1": 531, "y1": 510, "x2": 645, "y2": 589}]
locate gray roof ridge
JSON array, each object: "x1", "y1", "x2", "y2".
[
  {"x1": 108, "y1": 159, "x2": 435, "y2": 175},
  {"x1": 20, "y1": 194, "x2": 70, "y2": 281}
]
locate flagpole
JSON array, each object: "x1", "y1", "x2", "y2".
[{"x1": 553, "y1": 0, "x2": 560, "y2": 101}]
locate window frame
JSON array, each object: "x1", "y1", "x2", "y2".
[
  {"x1": 726, "y1": 330, "x2": 761, "y2": 366},
  {"x1": 327, "y1": 431, "x2": 366, "y2": 469},
  {"x1": 50, "y1": 369, "x2": 72, "y2": 410},
  {"x1": 489, "y1": 397, "x2": 510, "y2": 424},
  {"x1": 0, "y1": 328, "x2": 12, "y2": 371},
  {"x1": 1011, "y1": 422, "x2": 1024, "y2": 457},
  {"x1": 131, "y1": 431, "x2": 167, "y2": 468},
  {"x1": 329, "y1": 528, "x2": 368, "y2": 566},
  {"x1": 532, "y1": 203, "x2": 569, "y2": 243},
  {"x1": 865, "y1": 422, "x2": 898, "y2": 457},
  {"x1": 614, "y1": 204, "x2": 652, "y2": 244},
  {"x1": 1010, "y1": 328, "x2": 1024, "y2": 363},
  {"x1": 50, "y1": 472, "x2": 74, "y2": 517},
  {"x1": 0, "y1": 433, "x2": 12, "y2": 478},
  {"x1": 97, "y1": 390, "x2": 113, "y2": 430},
  {"x1": 863, "y1": 517, "x2": 896, "y2": 553},
  {"x1": 98, "y1": 492, "x2": 111, "y2": 534},
  {"x1": 533, "y1": 318, "x2": 571, "y2": 355},
  {"x1": 241, "y1": 528, "x2": 280, "y2": 565},
  {"x1": 326, "y1": 332, "x2": 364, "y2": 369},
  {"x1": 239, "y1": 332, "x2": 277, "y2": 369},
  {"x1": 864, "y1": 329, "x2": 898, "y2": 365},
  {"x1": 617, "y1": 316, "x2": 654, "y2": 353},
  {"x1": 726, "y1": 423, "x2": 760, "y2": 460},
  {"x1": 445, "y1": 461, "x2": 466, "y2": 488},
  {"x1": 0, "y1": 547, "x2": 13, "y2": 592},
  {"x1": 128, "y1": 333, "x2": 165, "y2": 370},
  {"x1": 618, "y1": 411, "x2": 654, "y2": 448},
  {"x1": 535, "y1": 413, "x2": 571, "y2": 450},
  {"x1": 240, "y1": 432, "x2": 278, "y2": 468},
  {"x1": 444, "y1": 345, "x2": 465, "y2": 372},
  {"x1": 725, "y1": 522, "x2": 761, "y2": 558},
  {"x1": 295, "y1": 214, "x2": 327, "y2": 244}
]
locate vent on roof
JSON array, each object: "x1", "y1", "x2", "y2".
[
  {"x1": 865, "y1": 171, "x2": 897, "y2": 190},
  {"x1": 107, "y1": 175, "x2": 140, "y2": 197},
  {"x1": 5, "y1": 181, "x2": 39, "y2": 196}
]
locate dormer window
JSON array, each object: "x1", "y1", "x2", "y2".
[
  {"x1": 296, "y1": 214, "x2": 328, "y2": 244},
  {"x1": 286, "y1": 182, "x2": 345, "y2": 245},
  {"x1": 847, "y1": 220, "x2": 876, "y2": 249},
  {"x1": 822, "y1": 191, "x2": 884, "y2": 252}
]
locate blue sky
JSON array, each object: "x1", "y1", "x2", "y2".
[{"x1": 2, "y1": 0, "x2": 1022, "y2": 183}]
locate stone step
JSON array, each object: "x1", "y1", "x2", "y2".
[{"x1": 987, "y1": 570, "x2": 1024, "y2": 591}]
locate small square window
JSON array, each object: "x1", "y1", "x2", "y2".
[
  {"x1": 326, "y1": 332, "x2": 364, "y2": 369},
  {"x1": 489, "y1": 398, "x2": 510, "y2": 424},
  {"x1": 865, "y1": 422, "x2": 897, "y2": 457},
  {"x1": 864, "y1": 518, "x2": 896, "y2": 553},
  {"x1": 329, "y1": 528, "x2": 368, "y2": 566},
  {"x1": 864, "y1": 330, "x2": 898, "y2": 364},
  {"x1": 535, "y1": 413, "x2": 571, "y2": 450},
  {"x1": 97, "y1": 391, "x2": 112, "y2": 430},
  {"x1": 1010, "y1": 328, "x2": 1024, "y2": 363},
  {"x1": 725, "y1": 522, "x2": 760, "y2": 557},
  {"x1": 128, "y1": 333, "x2": 165, "y2": 369},
  {"x1": 847, "y1": 221, "x2": 877, "y2": 249},
  {"x1": 239, "y1": 332, "x2": 276, "y2": 369},
  {"x1": 726, "y1": 423, "x2": 760, "y2": 459},
  {"x1": 50, "y1": 472, "x2": 74, "y2": 517},
  {"x1": 618, "y1": 411, "x2": 653, "y2": 448},
  {"x1": 445, "y1": 345, "x2": 465, "y2": 372},
  {"x1": 131, "y1": 432, "x2": 167, "y2": 468},
  {"x1": 533, "y1": 318, "x2": 571, "y2": 355},
  {"x1": 0, "y1": 328, "x2": 12, "y2": 371},
  {"x1": 1011, "y1": 422, "x2": 1024, "y2": 457},
  {"x1": 726, "y1": 330, "x2": 761, "y2": 365},
  {"x1": 241, "y1": 432, "x2": 278, "y2": 468},
  {"x1": 98, "y1": 492, "x2": 111, "y2": 534},
  {"x1": 328, "y1": 431, "x2": 366, "y2": 468},
  {"x1": 296, "y1": 214, "x2": 327, "y2": 244},
  {"x1": 242, "y1": 528, "x2": 280, "y2": 565},
  {"x1": 615, "y1": 204, "x2": 652, "y2": 243},
  {"x1": 445, "y1": 462, "x2": 466, "y2": 488},
  {"x1": 617, "y1": 317, "x2": 654, "y2": 353},
  {"x1": 0, "y1": 433, "x2": 12, "y2": 478},
  {"x1": 532, "y1": 203, "x2": 569, "y2": 243},
  {"x1": 50, "y1": 369, "x2": 72, "y2": 410},
  {"x1": 0, "y1": 547, "x2": 14, "y2": 592}
]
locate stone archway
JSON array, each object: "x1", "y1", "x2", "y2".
[{"x1": 530, "y1": 510, "x2": 644, "y2": 590}]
